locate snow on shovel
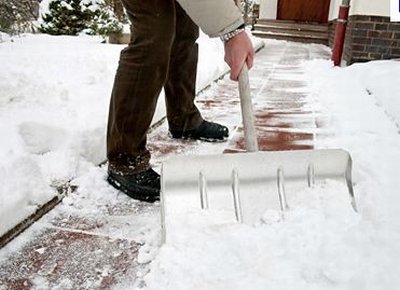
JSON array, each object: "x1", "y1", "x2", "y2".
[{"x1": 161, "y1": 64, "x2": 357, "y2": 244}]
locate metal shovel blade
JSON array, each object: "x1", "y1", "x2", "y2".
[{"x1": 161, "y1": 149, "x2": 356, "y2": 243}]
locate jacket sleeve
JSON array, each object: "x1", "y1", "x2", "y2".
[{"x1": 176, "y1": 0, "x2": 244, "y2": 38}]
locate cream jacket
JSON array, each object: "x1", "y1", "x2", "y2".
[{"x1": 176, "y1": 0, "x2": 244, "y2": 37}]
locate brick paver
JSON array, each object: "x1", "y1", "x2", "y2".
[{"x1": 0, "y1": 40, "x2": 330, "y2": 289}]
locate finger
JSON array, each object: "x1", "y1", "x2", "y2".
[
  {"x1": 231, "y1": 57, "x2": 247, "y2": 81},
  {"x1": 230, "y1": 63, "x2": 241, "y2": 81},
  {"x1": 246, "y1": 53, "x2": 254, "y2": 70},
  {"x1": 230, "y1": 69, "x2": 238, "y2": 81}
]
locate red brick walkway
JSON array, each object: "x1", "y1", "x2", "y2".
[{"x1": 0, "y1": 41, "x2": 330, "y2": 289}]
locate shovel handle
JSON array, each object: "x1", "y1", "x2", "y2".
[{"x1": 238, "y1": 64, "x2": 258, "y2": 152}]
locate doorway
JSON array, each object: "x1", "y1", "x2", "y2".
[{"x1": 277, "y1": 0, "x2": 331, "y2": 23}]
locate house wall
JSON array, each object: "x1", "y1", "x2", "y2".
[
  {"x1": 328, "y1": 0, "x2": 398, "y2": 65},
  {"x1": 351, "y1": 0, "x2": 389, "y2": 17},
  {"x1": 258, "y1": 0, "x2": 399, "y2": 64},
  {"x1": 329, "y1": 0, "x2": 389, "y2": 20},
  {"x1": 328, "y1": 0, "x2": 341, "y2": 21},
  {"x1": 260, "y1": 0, "x2": 390, "y2": 21},
  {"x1": 342, "y1": 15, "x2": 400, "y2": 64},
  {"x1": 259, "y1": 0, "x2": 278, "y2": 19}
]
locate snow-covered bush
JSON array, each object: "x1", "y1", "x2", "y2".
[
  {"x1": 40, "y1": 0, "x2": 126, "y2": 36},
  {"x1": 40, "y1": 0, "x2": 97, "y2": 35},
  {"x1": 86, "y1": 2, "x2": 125, "y2": 36}
]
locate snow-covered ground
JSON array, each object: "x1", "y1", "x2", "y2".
[
  {"x1": 0, "y1": 32, "x2": 229, "y2": 237},
  {"x1": 1, "y1": 31, "x2": 400, "y2": 290},
  {"x1": 139, "y1": 60, "x2": 400, "y2": 290}
]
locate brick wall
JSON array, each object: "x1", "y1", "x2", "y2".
[{"x1": 331, "y1": 15, "x2": 400, "y2": 65}]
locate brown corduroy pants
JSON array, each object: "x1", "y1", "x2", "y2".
[{"x1": 106, "y1": 0, "x2": 203, "y2": 174}]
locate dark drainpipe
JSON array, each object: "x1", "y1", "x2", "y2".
[{"x1": 332, "y1": 0, "x2": 351, "y2": 66}]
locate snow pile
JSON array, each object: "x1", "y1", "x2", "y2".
[
  {"x1": 0, "y1": 34, "x2": 117, "y2": 236},
  {"x1": 351, "y1": 60, "x2": 400, "y2": 126},
  {"x1": 0, "y1": 33, "x2": 11, "y2": 43},
  {"x1": 139, "y1": 59, "x2": 400, "y2": 290},
  {"x1": 305, "y1": 59, "x2": 400, "y2": 225},
  {"x1": 0, "y1": 33, "x2": 228, "y2": 237},
  {"x1": 142, "y1": 184, "x2": 379, "y2": 290}
]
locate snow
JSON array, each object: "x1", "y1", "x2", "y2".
[
  {"x1": 351, "y1": 61, "x2": 400, "y2": 127},
  {"x1": 305, "y1": 59, "x2": 400, "y2": 228},
  {"x1": 139, "y1": 59, "x2": 400, "y2": 289},
  {"x1": 1, "y1": 31, "x2": 400, "y2": 289},
  {"x1": 0, "y1": 33, "x2": 11, "y2": 43},
  {"x1": 0, "y1": 32, "x2": 229, "y2": 237}
]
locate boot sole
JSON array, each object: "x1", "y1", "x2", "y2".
[{"x1": 170, "y1": 132, "x2": 228, "y2": 143}]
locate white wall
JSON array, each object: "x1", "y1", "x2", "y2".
[
  {"x1": 329, "y1": 0, "x2": 390, "y2": 20},
  {"x1": 259, "y1": 0, "x2": 390, "y2": 21},
  {"x1": 328, "y1": 0, "x2": 341, "y2": 20},
  {"x1": 259, "y1": 0, "x2": 278, "y2": 19},
  {"x1": 351, "y1": 0, "x2": 389, "y2": 16}
]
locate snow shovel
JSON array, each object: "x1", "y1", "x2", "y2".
[{"x1": 161, "y1": 64, "x2": 357, "y2": 244}]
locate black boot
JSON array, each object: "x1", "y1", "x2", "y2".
[
  {"x1": 107, "y1": 168, "x2": 160, "y2": 203},
  {"x1": 170, "y1": 120, "x2": 229, "y2": 141}
]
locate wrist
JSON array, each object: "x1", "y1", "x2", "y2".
[{"x1": 220, "y1": 24, "x2": 246, "y2": 42}]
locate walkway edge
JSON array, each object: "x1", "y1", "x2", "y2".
[{"x1": 0, "y1": 197, "x2": 61, "y2": 249}]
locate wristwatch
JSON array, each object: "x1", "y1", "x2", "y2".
[{"x1": 220, "y1": 24, "x2": 246, "y2": 42}]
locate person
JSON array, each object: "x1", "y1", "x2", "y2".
[{"x1": 106, "y1": 0, "x2": 254, "y2": 202}]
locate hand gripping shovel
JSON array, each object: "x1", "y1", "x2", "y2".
[{"x1": 161, "y1": 64, "x2": 357, "y2": 244}]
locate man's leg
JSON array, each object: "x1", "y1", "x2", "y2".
[
  {"x1": 106, "y1": 0, "x2": 175, "y2": 201},
  {"x1": 164, "y1": 4, "x2": 202, "y2": 132},
  {"x1": 165, "y1": 4, "x2": 229, "y2": 141}
]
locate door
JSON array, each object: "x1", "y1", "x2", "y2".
[{"x1": 277, "y1": 0, "x2": 331, "y2": 23}]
